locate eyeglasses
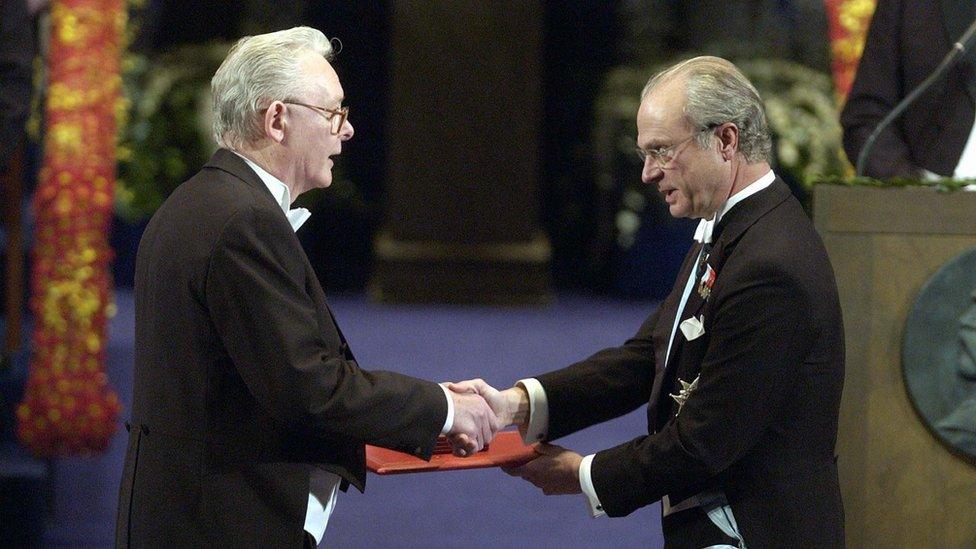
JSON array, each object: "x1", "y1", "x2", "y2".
[
  {"x1": 635, "y1": 134, "x2": 698, "y2": 169},
  {"x1": 636, "y1": 124, "x2": 722, "y2": 168},
  {"x1": 282, "y1": 101, "x2": 349, "y2": 135}
]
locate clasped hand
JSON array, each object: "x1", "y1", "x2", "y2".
[
  {"x1": 442, "y1": 380, "x2": 501, "y2": 457},
  {"x1": 444, "y1": 379, "x2": 583, "y2": 496}
]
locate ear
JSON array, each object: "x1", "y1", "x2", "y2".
[
  {"x1": 716, "y1": 123, "x2": 739, "y2": 161},
  {"x1": 263, "y1": 101, "x2": 287, "y2": 144}
]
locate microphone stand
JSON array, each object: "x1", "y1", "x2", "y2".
[{"x1": 855, "y1": 18, "x2": 976, "y2": 177}]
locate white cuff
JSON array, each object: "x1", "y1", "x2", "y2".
[
  {"x1": 516, "y1": 378, "x2": 548, "y2": 444},
  {"x1": 439, "y1": 384, "x2": 454, "y2": 435},
  {"x1": 578, "y1": 454, "x2": 606, "y2": 518}
]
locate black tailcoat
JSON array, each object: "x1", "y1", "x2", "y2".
[
  {"x1": 537, "y1": 180, "x2": 846, "y2": 548},
  {"x1": 841, "y1": 0, "x2": 976, "y2": 178},
  {"x1": 116, "y1": 150, "x2": 446, "y2": 548}
]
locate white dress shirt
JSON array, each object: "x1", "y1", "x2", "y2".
[
  {"x1": 233, "y1": 152, "x2": 455, "y2": 545},
  {"x1": 519, "y1": 170, "x2": 776, "y2": 518}
]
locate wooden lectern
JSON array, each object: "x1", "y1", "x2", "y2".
[{"x1": 814, "y1": 185, "x2": 976, "y2": 548}]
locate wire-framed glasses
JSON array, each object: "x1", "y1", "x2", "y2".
[{"x1": 283, "y1": 101, "x2": 349, "y2": 135}]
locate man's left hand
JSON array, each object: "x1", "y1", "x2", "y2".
[{"x1": 502, "y1": 443, "x2": 583, "y2": 495}]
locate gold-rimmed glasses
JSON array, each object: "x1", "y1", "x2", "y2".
[{"x1": 282, "y1": 101, "x2": 349, "y2": 135}]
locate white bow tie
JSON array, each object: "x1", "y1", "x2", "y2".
[{"x1": 286, "y1": 208, "x2": 311, "y2": 232}]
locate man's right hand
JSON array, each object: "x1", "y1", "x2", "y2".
[
  {"x1": 446, "y1": 378, "x2": 529, "y2": 428},
  {"x1": 446, "y1": 390, "x2": 500, "y2": 456}
]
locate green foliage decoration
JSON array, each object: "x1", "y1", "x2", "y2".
[
  {"x1": 815, "y1": 175, "x2": 976, "y2": 191},
  {"x1": 735, "y1": 59, "x2": 848, "y2": 186},
  {"x1": 116, "y1": 43, "x2": 231, "y2": 221}
]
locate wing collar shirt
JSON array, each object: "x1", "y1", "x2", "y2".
[
  {"x1": 230, "y1": 152, "x2": 455, "y2": 544},
  {"x1": 517, "y1": 170, "x2": 775, "y2": 518}
]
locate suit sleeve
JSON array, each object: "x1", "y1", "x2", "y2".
[
  {"x1": 204, "y1": 204, "x2": 446, "y2": 457},
  {"x1": 590, "y1": 258, "x2": 816, "y2": 517},
  {"x1": 840, "y1": 0, "x2": 923, "y2": 178},
  {"x1": 535, "y1": 308, "x2": 660, "y2": 441}
]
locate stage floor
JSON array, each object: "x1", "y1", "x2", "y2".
[{"x1": 43, "y1": 290, "x2": 664, "y2": 548}]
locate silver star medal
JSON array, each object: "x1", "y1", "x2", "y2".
[{"x1": 669, "y1": 374, "x2": 700, "y2": 416}]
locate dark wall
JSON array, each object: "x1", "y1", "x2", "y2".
[
  {"x1": 540, "y1": 3, "x2": 620, "y2": 290},
  {"x1": 130, "y1": 1, "x2": 828, "y2": 294}
]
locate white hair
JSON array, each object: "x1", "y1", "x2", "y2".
[
  {"x1": 641, "y1": 56, "x2": 772, "y2": 163},
  {"x1": 211, "y1": 26, "x2": 334, "y2": 150}
]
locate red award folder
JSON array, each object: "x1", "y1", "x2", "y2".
[{"x1": 366, "y1": 431, "x2": 537, "y2": 474}]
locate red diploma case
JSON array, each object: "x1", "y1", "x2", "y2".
[{"x1": 365, "y1": 431, "x2": 537, "y2": 474}]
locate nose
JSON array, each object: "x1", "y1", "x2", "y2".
[
  {"x1": 641, "y1": 158, "x2": 663, "y2": 185},
  {"x1": 339, "y1": 118, "x2": 354, "y2": 141}
]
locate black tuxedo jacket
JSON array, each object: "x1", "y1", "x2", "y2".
[
  {"x1": 116, "y1": 149, "x2": 447, "y2": 548},
  {"x1": 841, "y1": 0, "x2": 976, "y2": 178},
  {"x1": 537, "y1": 180, "x2": 845, "y2": 547}
]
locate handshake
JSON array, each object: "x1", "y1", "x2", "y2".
[
  {"x1": 440, "y1": 379, "x2": 527, "y2": 457},
  {"x1": 439, "y1": 378, "x2": 585, "y2": 497}
]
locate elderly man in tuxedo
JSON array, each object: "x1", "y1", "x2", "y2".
[
  {"x1": 116, "y1": 27, "x2": 498, "y2": 548},
  {"x1": 453, "y1": 56, "x2": 846, "y2": 548}
]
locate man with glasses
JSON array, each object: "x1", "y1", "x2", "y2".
[
  {"x1": 451, "y1": 56, "x2": 846, "y2": 547},
  {"x1": 117, "y1": 27, "x2": 499, "y2": 548}
]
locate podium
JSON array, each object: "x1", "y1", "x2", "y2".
[{"x1": 814, "y1": 185, "x2": 976, "y2": 548}]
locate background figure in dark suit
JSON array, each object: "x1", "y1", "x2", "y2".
[
  {"x1": 452, "y1": 57, "x2": 846, "y2": 547},
  {"x1": 841, "y1": 0, "x2": 976, "y2": 179},
  {"x1": 116, "y1": 27, "x2": 498, "y2": 548},
  {"x1": 0, "y1": 0, "x2": 34, "y2": 174}
]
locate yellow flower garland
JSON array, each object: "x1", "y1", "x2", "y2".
[
  {"x1": 825, "y1": 0, "x2": 877, "y2": 103},
  {"x1": 17, "y1": 0, "x2": 124, "y2": 456}
]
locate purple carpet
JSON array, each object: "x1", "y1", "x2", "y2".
[{"x1": 42, "y1": 290, "x2": 665, "y2": 548}]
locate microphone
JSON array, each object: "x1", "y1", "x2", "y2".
[{"x1": 855, "y1": 17, "x2": 976, "y2": 176}]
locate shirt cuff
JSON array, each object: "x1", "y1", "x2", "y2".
[
  {"x1": 516, "y1": 378, "x2": 548, "y2": 444},
  {"x1": 439, "y1": 384, "x2": 454, "y2": 435},
  {"x1": 578, "y1": 454, "x2": 606, "y2": 518}
]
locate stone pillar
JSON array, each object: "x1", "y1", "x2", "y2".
[{"x1": 371, "y1": 1, "x2": 551, "y2": 304}]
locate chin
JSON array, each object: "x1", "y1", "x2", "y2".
[
  {"x1": 316, "y1": 171, "x2": 333, "y2": 189},
  {"x1": 668, "y1": 204, "x2": 690, "y2": 219}
]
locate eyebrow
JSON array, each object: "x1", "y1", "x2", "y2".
[{"x1": 637, "y1": 138, "x2": 670, "y2": 150}]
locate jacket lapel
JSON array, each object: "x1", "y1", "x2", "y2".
[{"x1": 647, "y1": 240, "x2": 703, "y2": 413}]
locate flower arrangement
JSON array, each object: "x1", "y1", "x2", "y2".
[
  {"x1": 16, "y1": 0, "x2": 125, "y2": 456},
  {"x1": 736, "y1": 59, "x2": 848, "y2": 185}
]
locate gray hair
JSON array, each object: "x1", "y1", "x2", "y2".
[
  {"x1": 211, "y1": 26, "x2": 335, "y2": 150},
  {"x1": 641, "y1": 56, "x2": 772, "y2": 163}
]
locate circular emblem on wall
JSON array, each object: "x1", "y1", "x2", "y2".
[{"x1": 903, "y1": 246, "x2": 976, "y2": 461}]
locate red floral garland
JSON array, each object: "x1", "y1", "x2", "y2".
[
  {"x1": 825, "y1": 0, "x2": 877, "y2": 102},
  {"x1": 16, "y1": 0, "x2": 124, "y2": 456}
]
